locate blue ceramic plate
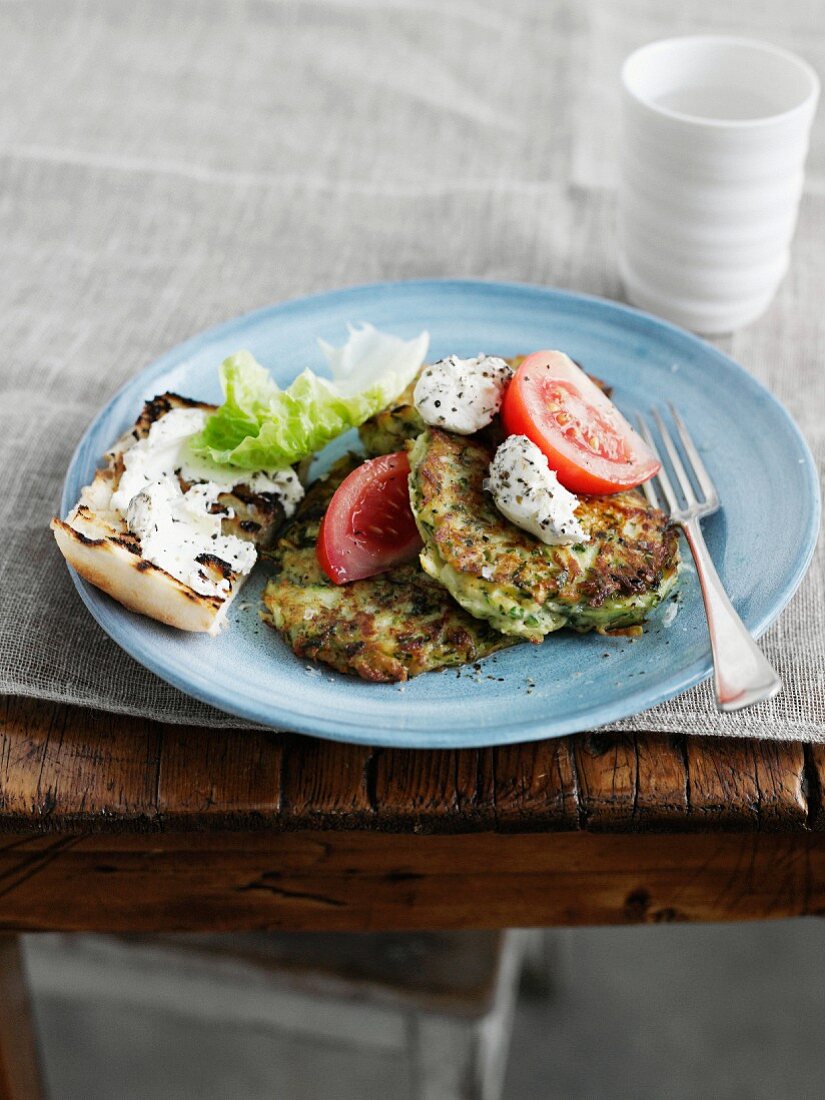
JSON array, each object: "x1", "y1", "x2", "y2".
[{"x1": 62, "y1": 281, "x2": 820, "y2": 747}]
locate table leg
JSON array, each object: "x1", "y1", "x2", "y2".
[{"x1": 0, "y1": 936, "x2": 45, "y2": 1100}]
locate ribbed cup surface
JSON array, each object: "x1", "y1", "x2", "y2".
[{"x1": 618, "y1": 36, "x2": 819, "y2": 333}]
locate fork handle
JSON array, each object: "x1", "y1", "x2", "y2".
[{"x1": 681, "y1": 517, "x2": 782, "y2": 712}]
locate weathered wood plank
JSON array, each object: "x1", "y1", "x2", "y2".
[
  {"x1": 157, "y1": 726, "x2": 283, "y2": 827},
  {"x1": 686, "y1": 738, "x2": 760, "y2": 828},
  {"x1": 281, "y1": 737, "x2": 374, "y2": 827},
  {"x1": 750, "y1": 740, "x2": 808, "y2": 829},
  {"x1": 0, "y1": 831, "x2": 821, "y2": 932},
  {"x1": 492, "y1": 740, "x2": 579, "y2": 831},
  {"x1": 374, "y1": 749, "x2": 495, "y2": 831},
  {"x1": 573, "y1": 732, "x2": 637, "y2": 828},
  {"x1": 685, "y1": 737, "x2": 807, "y2": 830},
  {"x1": 0, "y1": 698, "x2": 818, "y2": 834},
  {"x1": 0, "y1": 697, "x2": 160, "y2": 831},
  {"x1": 634, "y1": 733, "x2": 690, "y2": 828},
  {"x1": 571, "y1": 731, "x2": 689, "y2": 831},
  {"x1": 805, "y1": 743, "x2": 825, "y2": 831},
  {"x1": 0, "y1": 935, "x2": 45, "y2": 1100}
]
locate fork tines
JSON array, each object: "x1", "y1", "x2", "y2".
[{"x1": 636, "y1": 405, "x2": 719, "y2": 522}]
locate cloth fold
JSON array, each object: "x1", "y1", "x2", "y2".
[{"x1": 1, "y1": 0, "x2": 823, "y2": 740}]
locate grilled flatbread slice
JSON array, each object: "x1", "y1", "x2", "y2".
[{"x1": 52, "y1": 393, "x2": 295, "y2": 635}]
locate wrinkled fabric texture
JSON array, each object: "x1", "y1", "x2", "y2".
[{"x1": 2, "y1": 0, "x2": 823, "y2": 739}]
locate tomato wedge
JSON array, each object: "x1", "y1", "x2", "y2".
[
  {"x1": 500, "y1": 350, "x2": 659, "y2": 494},
  {"x1": 316, "y1": 452, "x2": 422, "y2": 584}
]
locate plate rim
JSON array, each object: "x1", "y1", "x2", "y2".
[{"x1": 61, "y1": 278, "x2": 821, "y2": 747}]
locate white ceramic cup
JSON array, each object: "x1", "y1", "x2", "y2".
[{"x1": 618, "y1": 36, "x2": 819, "y2": 334}]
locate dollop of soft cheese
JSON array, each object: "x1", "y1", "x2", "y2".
[
  {"x1": 413, "y1": 355, "x2": 513, "y2": 435},
  {"x1": 484, "y1": 434, "x2": 588, "y2": 546},
  {"x1": 110, "y1": 406, "x2": 304, "y2": 597},
  {"x1": 126, "y1": 479, "x2": 257, "y2": 597}
]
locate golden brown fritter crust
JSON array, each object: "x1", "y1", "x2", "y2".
[
  {"x1": 409, "y1": 429, "x2": 679, "y2": 641},
  {"x1": 261, "y1": 456, "x2": 518, "y2": 681}
]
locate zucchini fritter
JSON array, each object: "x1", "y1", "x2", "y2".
[
  {"x1": 409, "y1": 429, "x2": 679, "y2": 643},
  {"x1": 261, "y1": 456, "x2": 518, "y2": 681},
  {"x1": 358, "y1": 375, "x2": 426, "y2": 457}
]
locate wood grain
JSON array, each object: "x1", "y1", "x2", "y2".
[
  {"x1": 0, "y1": 831, "x2": 821, "y2": 932},
  {"x1": 573, "y1": 732, "x2": 691, "y2": 830},
  {"x1": 0, "y1": 697, "x2": 160, "y2": 829},
  {"x1": 374, "y1": 748, "x2": 504, "y2": 831},
  {"x1": 805, "y1": 744, "x2": 825, "y2": 831},
  {"x1": 573, "y1": 732, "x2": 637, "y2": 829},
  {"x1": 492, "y1": 740, "x2": 580, "y2": 831},
  {"x1": 0, "y1": 935, "x2": 45, "y2": 1100},
  {"x1": 158, "y1": 725, "x2": 283, "y2": 827},
  {"x1": 0, "y1": 697, "x2": 814, "y2": 834},
  {"x1": 685, "y1": 737, "x2": 808, "y2": 830},
  {"x1": 282, "y1": 738, "x2": 374, "y2": 828}
]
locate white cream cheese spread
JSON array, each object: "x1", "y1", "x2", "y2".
[
  {"x1": 110, "y1": 406, "x2": 304, "y2": 597},
  {"x1": 484, "y1": 434, "x2": 588, "y2": 546},
  {"x1": 413, "y1": 355, "x2": 513, "y2": 435}
]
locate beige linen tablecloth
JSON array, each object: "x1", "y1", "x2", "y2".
[{"x1": 1, "y1": 0, "x2": 823, "y2": 739}]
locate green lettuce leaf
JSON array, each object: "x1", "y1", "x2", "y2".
[{"x1": 191, "y1": 325, "x2": 429, "y2": 470}]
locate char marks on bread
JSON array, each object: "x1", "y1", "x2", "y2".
[{"x1": 51, "y1": 393, "x2": 291, "y2": 635}]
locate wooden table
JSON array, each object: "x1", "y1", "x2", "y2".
[{"x1": 2, "y1": 694, "x2": 825, "y2": 1097}]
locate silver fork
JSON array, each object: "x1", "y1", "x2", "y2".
[{"x1": 637, "y1": 404, "x2": 781, "y2": 712}]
